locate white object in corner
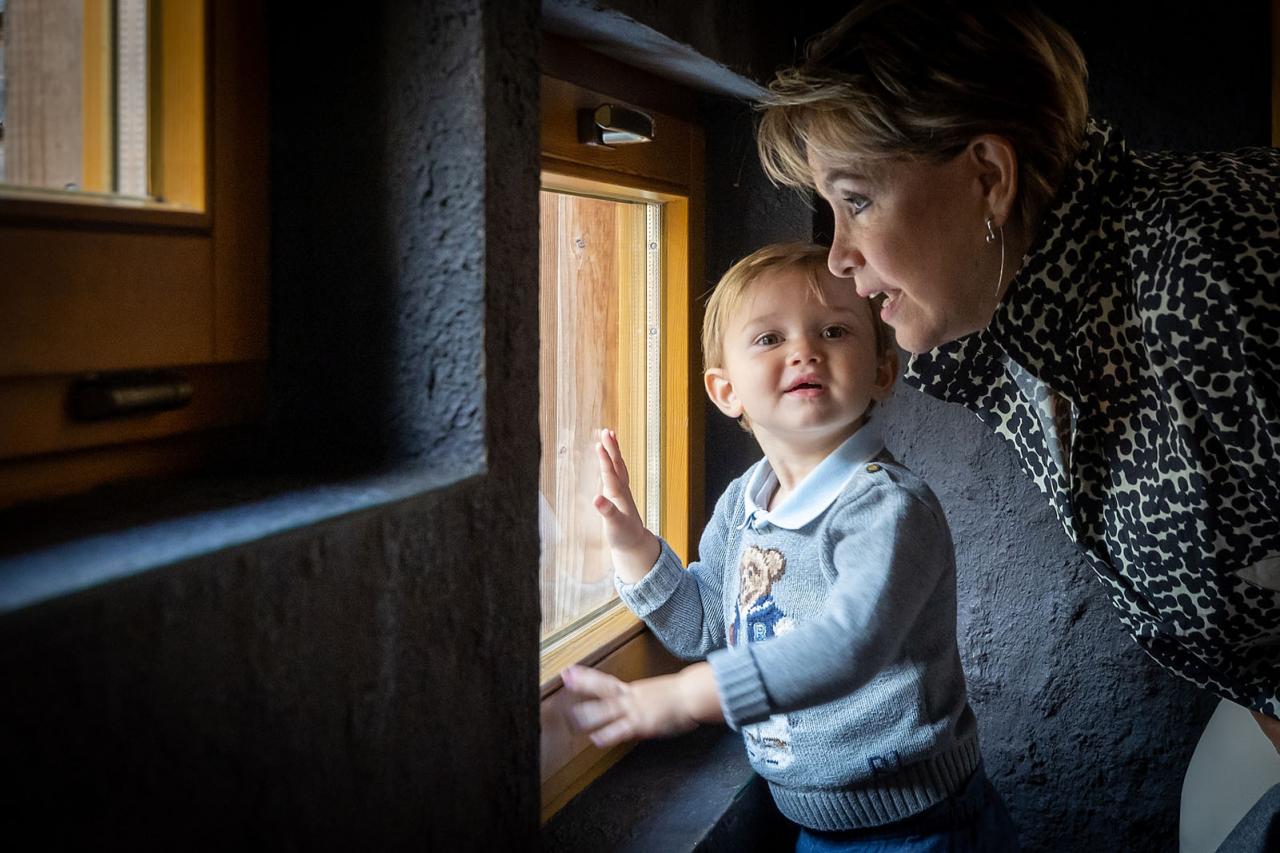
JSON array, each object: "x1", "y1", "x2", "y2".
[{"x1": 1180, "y1": 699, "x2": 1280, "y2": 853}]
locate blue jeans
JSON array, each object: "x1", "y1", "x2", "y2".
[{"x1": 795, "y1": 766, "x2": 1020, "y2": 853}]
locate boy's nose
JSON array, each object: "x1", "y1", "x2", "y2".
[{"x1": 788, "y1": 342, "x2": 822, "y2": 364}]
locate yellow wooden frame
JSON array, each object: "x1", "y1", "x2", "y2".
[
  {"x1": 537, "y1": 60, "x2": 706, "y2": 824},
  {"x1": 152, "y1": 0, "x2": 208, "y2": 211},
  {"x1": 537, "y1": 173, "x2": 692, "y2": 687},
  {"x1": 81, "y1": 0, "x2": 113, "y2": 193}
]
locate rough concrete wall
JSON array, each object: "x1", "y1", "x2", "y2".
[
  {"x1": 0, "y1": 0, "x2": 542, "y2": 848},
  {"x1": 3, "y1": 479, "x2": 538, "y2": 849},
  {"x1": 697, "y1": 3, "x2": 1268, "y2": 851},
  {"x1": 270, "y1": 1, "x2": 508, "y2": 474}
]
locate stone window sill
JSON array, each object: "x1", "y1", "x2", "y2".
[{"x1": 542, "y1": 726, "x2": 796, "y2": 851}]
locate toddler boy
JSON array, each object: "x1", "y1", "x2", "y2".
[{"x1": 563, "y1": 243, "x2": 1017, "y2": 848}]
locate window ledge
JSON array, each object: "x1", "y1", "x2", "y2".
[
  {"x1": 542, "y1": 726, "x2": 796, "y2": 851},
  {"x1": 0, "y1": 462, "x2": 480, "y2": 614}
]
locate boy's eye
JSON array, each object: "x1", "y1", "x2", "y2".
[
  {"x1": 754, "y1": 333, "x2": 780, "y2": 347},
  {"x1": 822, "y1": 326, "x2": 848, "y2": 340}
]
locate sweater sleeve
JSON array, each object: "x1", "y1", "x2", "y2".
[
  {"x1": 707, "y1": 476, "x2": 952, "y2": 728},
  {"x1": 614, "y1": 480, "x2": 738, "y2": 661}
]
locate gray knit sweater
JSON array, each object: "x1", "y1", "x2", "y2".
[{"x1": 616, "y1": 425, "x2": 980, "y2": 831}]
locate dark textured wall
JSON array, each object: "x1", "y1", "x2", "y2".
[
  {"x1": 698, "y1": 3, "x2": 1269, "y2": 852},
  {"x1": 702, "y1": 95, "x2": 817, "y2": 521},
  {"x1": 270, "y1": 2, "x2": 497, "y2": 473},
  {"x1": 1, "y1": 0, "x2": 542, "y2": 848}
]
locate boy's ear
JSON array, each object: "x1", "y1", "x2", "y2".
[
  {"x1": 870, "y1": 348, "x2": 899, "y2": 401},
  {"x1": 704, "y1": 368, "x2": 744, "y2": 419}
]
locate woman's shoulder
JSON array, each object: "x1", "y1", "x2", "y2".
[
  {"x1": 1119, "y1": 146, "x2": 1279, "y2": 307},
  {"x1": 1126, "y1": 145, "x2": 1280, "y2": 240}
]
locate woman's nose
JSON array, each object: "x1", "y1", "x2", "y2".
[{"x1": 827, "y1": 225, "x2": 864, "y2": 279}]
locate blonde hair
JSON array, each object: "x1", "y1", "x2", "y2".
[
  {"x1": 702, "y1": 242, "x2": 894, "y2": 431},
  {"x1": 756, "y1": 0, "x2": 1088, "y2": 232}
]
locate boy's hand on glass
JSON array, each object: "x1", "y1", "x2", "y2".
[
  {"x1": 560, "y1": 662, "x2": 723, "y2": 748},
  {"x1": 594, "y1": 428, "x2": 659, "y2": 582}
]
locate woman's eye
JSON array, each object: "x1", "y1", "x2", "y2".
[
  {"x1": 843, "y1": 194, "x2": 871, "y2": 214},
  {"x1": 822, "y1": 326, "x2": 848, "y2": 339}
]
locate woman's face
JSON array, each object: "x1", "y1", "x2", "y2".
[{"x1": 807, "y1": 146, "x2": 1001, "y2": 354}]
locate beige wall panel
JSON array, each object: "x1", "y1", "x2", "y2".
[{"x1": 0, "y1": 228, "x2": 214, "y2": 375}]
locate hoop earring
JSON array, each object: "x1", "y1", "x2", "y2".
[{"x1": 986, "y1": 216, "x2": 1005, "y2": 298}]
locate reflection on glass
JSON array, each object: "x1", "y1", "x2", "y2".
[
  {"x1": 539, "y1": 189, "x2": 659, "y2": 641},
  {"x1": 0, "y1": 0, "x2": 147, "y2": 198}
]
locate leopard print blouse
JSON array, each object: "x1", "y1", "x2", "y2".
[{"x1": 904, "y1": 118, "x2": 1280, "y2": 718}]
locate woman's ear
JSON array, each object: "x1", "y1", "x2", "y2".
[
  {"x1": 967, "y1": 134, "x2": 1019, "y2": 228},
  {"x1": 704, "y1": 368, "x2": 743, "y2": 419}
]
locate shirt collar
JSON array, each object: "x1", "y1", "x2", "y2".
[
  {"x1": 904, "y1": 117, "x2": 1127, "y2": 404},
  {"x1": 739, "y1": 420, "x2": 885, "y2": 531}
]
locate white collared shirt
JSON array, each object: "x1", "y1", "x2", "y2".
[{"x1": 739, "y1": 420, "x2": 885, "y2": 532}]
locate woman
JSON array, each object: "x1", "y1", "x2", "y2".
[{"x1": 754, "y1": 0, "x2": 1280, "y2": 775}]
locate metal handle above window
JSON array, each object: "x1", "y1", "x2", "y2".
[{"x1": 578, "y1": 105, "x2": 655, "y2": 148}]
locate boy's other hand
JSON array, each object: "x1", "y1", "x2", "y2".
[
  {"x1": 594, "y1": 428, "x2": 659, "y2": 582},
  {"x1": 560, "y1": 662, "x2": 723, "y2": 748}
]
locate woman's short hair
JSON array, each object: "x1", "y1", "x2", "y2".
[{"x1": 756, "y1": 0, "x2": 1088, "y2": 232}]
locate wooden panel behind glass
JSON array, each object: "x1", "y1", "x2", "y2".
[{"x1": 539, "y1": 190, "x2": 648, "y2": 639}]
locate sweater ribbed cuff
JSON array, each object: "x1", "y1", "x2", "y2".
[
  {"x1": 707, "y1": 647, "x2": 772, "y2": 730},
  {"x1": 614, "y1": 539, "x2": 684, "y2": 618}
]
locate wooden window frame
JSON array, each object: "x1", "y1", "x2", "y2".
[
  {"x1": 0, "y1": 0, "x2": 268, "y2": 509},
  {"x1": 538, "y1": 38, "x2": 706, "y2": 822}
]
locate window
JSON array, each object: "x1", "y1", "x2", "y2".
[
  {"x1": 538, "y1": 186, "x2": 658, "y2": 643},
  {"x1": 537, "y1": 40, "x2": 705, "y2": 821},
  {"x1": 0, "y1": 0, "x2": 267, "y2": 509},
  {"x1": 0, "y1": 0, "x2": 204, "y2": 208}
]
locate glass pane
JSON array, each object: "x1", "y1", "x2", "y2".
[
  {"x1": 539, "y1": 189, "x2": 658, "y2": 641},
  {"x1": 0, "y1": 0, "x2": 147, "y2": 198}
]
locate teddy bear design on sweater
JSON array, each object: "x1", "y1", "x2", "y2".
[{"x1": 730, "y1": 545, "x2": 796, "y2": 770}]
